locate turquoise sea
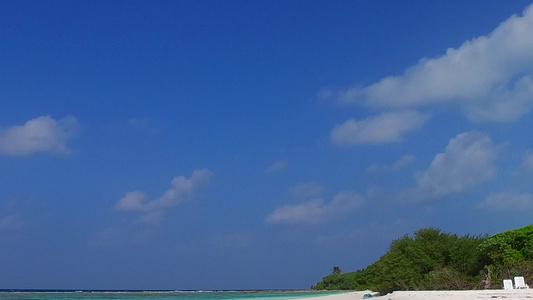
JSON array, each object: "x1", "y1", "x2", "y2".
[{"x1": 0, "y1": 291, "x2": 341, "y2": 300}]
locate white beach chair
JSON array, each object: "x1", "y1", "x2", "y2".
[
  {"x1": 503, "y1": 279, "x2": 514, "y2": 290},
  {"x1": 514, "y1": 276, "x2": 529, "y2": 289}
]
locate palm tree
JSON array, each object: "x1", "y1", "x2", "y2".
[{"x1": 331, "y1": 266, "x2": 341, "y2": 275}]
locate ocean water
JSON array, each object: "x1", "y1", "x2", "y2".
[{"x1": 0, "y1": 291, "x2": 340, "y2": 300}]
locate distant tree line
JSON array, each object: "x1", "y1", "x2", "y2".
[{"x1": 311, "y1": 225, "x2": 533, "y2": 294}]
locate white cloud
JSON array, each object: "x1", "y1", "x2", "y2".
[
  {"x1": 522, "y1": 151, "x2": 533, "y2": 172},
  {"x1": 411, "y1": 131, "x2": 497, "y2": 199},
  {"x1": 128, "y1": 117, "x2": 151, "y2": 129},
  {"x1": 115, "y1": 169, "x2": 213, "y2": 224},
  {"x1": 319, "y1": 86, "x2": 363, "y2": 105},
  {"x1": 0, "y1": 115, "x2": 78, "y2": 156},
  {"x1": 330, "y1": 110, "x2": 430, "y2": 145},
  {"x1": 266, "y1": 191, "x2": 364, "y2": 224},
  {"x1": 115, "y1": 191, "x2": 148, "y2": 212},
  {"x1": 478, "y1": 191, "x2": 533, "y2": 211},
  {"x1": 0, "y1": 214, "x2": 23, "y2": 232},
  {"x1": 127, "y1": 117, "x2": 159, "y2": 135},
  {"x1": 367, "y1": 155, "x2": 416, "y2": 173},
  {"x1": 334, "y1": 4, "x2": 533, "y2": 122},
  {"x1": 392, "y1": 155, "x2": 416, "y2": 169},
  {"x1": 317, "y1": 87, "x2": 335, "y2": 101},
  {"x1": 266, "y1": 161, "x2": 288, "y2": 173},
  {"x1": 288, "y1": 182, "x2": 326, "y2": 199}
]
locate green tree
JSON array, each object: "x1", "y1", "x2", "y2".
[
  {"x1": 312, "y1": 227, "x2": 488, "y2": 293},
  {"x1": 332, "y1": 266, "x2": 342, "y2": 275},
  {"x1": 478, "y1": 225, "x2": 533, "y2": 265}
]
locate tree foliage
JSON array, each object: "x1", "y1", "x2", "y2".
[
  {"x1": 312, "y1": 225, "x2": 533, "y2": 293},
  {"x1": 332, "y1": 266, "x2": 342, "y2": 275},
  {"x1": 478, "y1": 225, "x2": 533, "y2": 265},
  {"x1": 312, "y1": 227, "x2": 493, "y2": 293}
]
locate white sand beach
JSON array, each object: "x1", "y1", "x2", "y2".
[
  {"x1": 379, "y1": 290, "x2": 533, "y2": 300},
  {"x1": 305, "y1": 290, "x2": 533, "y2": 300}
]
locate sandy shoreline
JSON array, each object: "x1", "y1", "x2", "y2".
[{"x1": 304, "y1": 290, "x2": 533, "y2": 300}]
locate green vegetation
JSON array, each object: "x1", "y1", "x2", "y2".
[
  {"x1": 311, "y1": 225, "x2": 533, "y2": 293},
  {"x1": 332, "y1": 266, "x2": 342, "y2": 275}
]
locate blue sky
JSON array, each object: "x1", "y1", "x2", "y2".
[{"x1": 2, "y1": 0, "x2": 533, "y2": 291}]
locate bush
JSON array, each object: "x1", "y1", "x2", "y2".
[
  {"x1": 312, "y1": 228, "x2": 487, "y2": 293},
  {"x1": 312, "y1": 225, "x2": 533, "y2": 293}
]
